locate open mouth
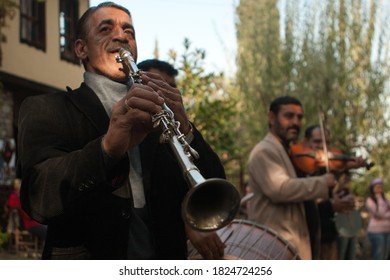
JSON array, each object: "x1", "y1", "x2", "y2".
[
  {"x1": 108, "y1": 43, "x2": 130, "y2": 54},
  {"x1": 108, "y1": 48, "x2": 120, "y2": 54}
]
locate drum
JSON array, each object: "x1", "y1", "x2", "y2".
[
  {"x1": 334, "y1": 209, "x2": 362, "y2": 238},
  {"x1": 188, "y1": 219, "x2": 300, "y2": 260}
]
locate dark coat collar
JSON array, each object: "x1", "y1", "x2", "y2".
[
  {"x1": 66, "y1": 83, "x2": 110, "y2": 135},
  {"x1": 66, "y1": 82, "x2": 162, "y2": 196}
]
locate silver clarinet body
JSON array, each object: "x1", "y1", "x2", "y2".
[{"x1": 116, "y1": 48, "x2": 240, "y2": 231}]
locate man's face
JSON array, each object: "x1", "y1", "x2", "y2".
[
  {"x1": 269, "y1": 104, "x2": 303, "y2": 145},
  {"x1": 75, "y1": 7, "x2": 137, "y2": 82},
  {"x1": 307, "y1": 127, "x2": 330, "y2": 150}
]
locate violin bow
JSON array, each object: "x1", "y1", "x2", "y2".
[
  {"x1": 316, "y1": 91, "x2": 342, "y2": 194},
  {"x1": 317, "y1": 105, "x2": 330, "y2": 173}
]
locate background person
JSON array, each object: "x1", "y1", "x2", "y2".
[
  {"x1": 137, "y1": 59, "x2": 178, "y2": 88},
  {"x1": 335, "y1": 174, "x2": 362, "y2": 260},
  {"x1": 365, "y1": 178, "x2": 390, "y2": 259},
  {"x1": 302, "y1": 125, "x2": 364, "y2": 259},
  {"x1": 137, "y1": 58, "x2": 225, "y2": 260},
  {"x1": 5, "y1": 178, "x2": 47, "y2": 240},
  {"x1": 247, "y1": 96, "x2": 336, "y2": 260}
]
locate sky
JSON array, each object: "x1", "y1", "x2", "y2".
[{"x1": 90, "y1": 0, "x2": 239, "y2": 76}]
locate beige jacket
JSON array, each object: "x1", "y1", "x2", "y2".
[{"x1": 247, "y1": 132, "x2": 328, "y2": 260}]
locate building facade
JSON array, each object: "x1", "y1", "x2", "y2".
[{"x1": 0, "y1": 0, "x2": 89, "y2": 185}]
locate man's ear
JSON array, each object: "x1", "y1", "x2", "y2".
[
  {"x1": 74, "y1": 39, "x2": 88, "y2": 60},
  {"x1": 268, "y1": 111, "x2": 275, "y2": 126}
]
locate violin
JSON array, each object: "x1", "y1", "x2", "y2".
[{"x1": 289, "y1": 142, "x2": 374, "y2": 176}]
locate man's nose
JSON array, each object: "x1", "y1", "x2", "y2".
[
  {"x1": 292, "y1": 115, "x2": 301, "y2": 126},
  {"x1": 112, "y1": 27, "x2": 129, "y2": 42}
]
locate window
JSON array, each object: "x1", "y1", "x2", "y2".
[
  {"x1": 59, "y1": 0, "x2": 79, "y2": 64},
  {"x1": 20, "y1": 0, "x2": 46, "y2": 51}
]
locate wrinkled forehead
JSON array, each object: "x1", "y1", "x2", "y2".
[{"x1": 87, "y1": 7, "x2": 133, "y2": 30}]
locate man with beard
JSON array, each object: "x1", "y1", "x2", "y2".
[
  {"x1": 17, "y1": 2, "x2": 226, "y2": 259},
  {"x1": 247, "y1": 96, "x2": 336, "y2": 260}
]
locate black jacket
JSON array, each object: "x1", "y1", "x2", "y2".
[{"x1": 17, "y1": 83, "x2": 226, "y2": 259}]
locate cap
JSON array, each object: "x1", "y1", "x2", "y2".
[{"x1": 370, "y1": 178, "x2": 383, "y2": 187}]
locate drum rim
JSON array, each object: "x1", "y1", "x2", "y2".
[
  {"x1": 223, "y1": 219, "x2": 301, "y2": 259},
  {"x1": 187, "y1": 219, "x2": 301, "y2": 260},
  {"x1": 334, "y1": 209, "x2": 362, "y2": 237}
]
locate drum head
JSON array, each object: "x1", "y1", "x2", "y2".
[
  {"x1": 188, "y1": 219, "x2": 300, "y2": 260},
  {"x1": 334, "y1": 209, "x2": 362, "y2": 237}
]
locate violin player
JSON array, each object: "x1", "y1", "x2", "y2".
[
  {"x1": 247, "y1": 96, "x2": 337, "y2": 260},
  {"x1": 300, "y1": 125, "x2": 366, "y2": 259},
  {"x1": 290, "y1": 124, "x2": 368, "y2": 177}
]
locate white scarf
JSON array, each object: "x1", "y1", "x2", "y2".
[{"x1": 84, "y1": 72, "x2": 145, "y2": 208}]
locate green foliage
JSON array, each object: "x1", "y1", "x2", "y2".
[
  {"x1": 0, "y1": 0, "x2": 18, "y2": 32},
  {"x1": 0, "y1": 0, "x2": 18, "y2": 112},
  {"x1": 0, "y1": 230, "x2": 10, "y2": 248},
  {"x1": 235, "y1": 0, "x2": 283, "y2": 159},
  {"x1": 168, "y1": 39, "x2": 240, "y2": 164}
]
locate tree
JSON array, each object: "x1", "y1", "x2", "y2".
[
  {"x1": 235, "y1": 0, "x2": 390, "y2": 193},
  {"x1": 235, "y1": 0, "x2": 283, "y2": 162},
  {"x1": 0, "y1": 0, "x2": 18, "y2": 129},
  {"x1": 168, "y1": 39, "x2": 240, "y2": 177}
]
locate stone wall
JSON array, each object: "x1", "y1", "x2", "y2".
[
  {"x1": 0, "y1": 88, "x2": 13, "y2": 139},
  {"x1": 0, "y1": 88, "x2": 15, "y2": 185}
]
